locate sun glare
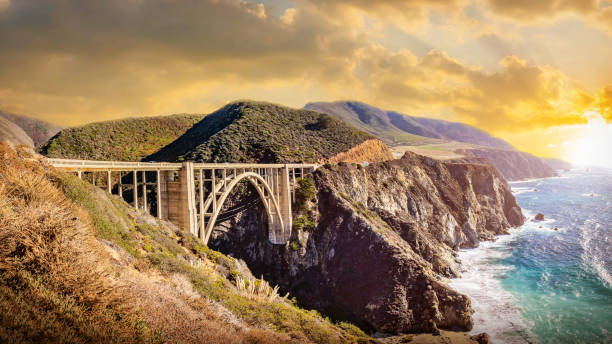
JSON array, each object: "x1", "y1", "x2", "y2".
[{"x1": 565, "y1": 112, "x2": 612, "y2": 169}]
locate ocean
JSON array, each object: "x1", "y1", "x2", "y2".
[{"x1": 450, "y1": 168, "x2": 612, "y2": 344}]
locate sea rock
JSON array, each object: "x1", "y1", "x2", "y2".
[
  {"x1": 470, "y1": 333, "x2": 491, "y2": 344},
  {"x1": 210, "y1": 152, "x2": 525, "y2": 334},
  {"x1": 535, "y1": 213, "x2": 545, "y2": 221}
]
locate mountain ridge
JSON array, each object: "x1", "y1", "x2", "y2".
[
  {"x1": 0, "y1": 110, "x2": 62, "y2": 147},
  {"x1": 0, "y1": 115, "x2": 34, "y2": 147},
  {"x1": 304, "y1": 101, "x2": 515, "y2": 150}
]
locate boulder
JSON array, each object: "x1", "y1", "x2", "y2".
[
  {"x1": 471, "y1": 333, "x2": 491, "y2": 344},
  {"x1": 534, "y1": 213, "x2": 545, "y2": 221}
]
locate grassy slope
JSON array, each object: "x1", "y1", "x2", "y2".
[
  {"x1": 305, "y1": 101, "x2": 514, "y2": 150},
  {"x1": 147, "y1": 101, "x2": 374, "y2": 163},
  {"x1": 0, "y1": 142, "x2": 370, "y2": 344},
  {"x1": 0, "y1": 116, "x2": 33, "y2": 147},
  {"x1": 0, "y1": 111, "x2": 62, "y2": 147},
  {"x1": 40, "y1": 114, "x2": 203, "y2": 161},
  {"x1": 304, "y1": 102, "x2": 438, "y2": 146}
]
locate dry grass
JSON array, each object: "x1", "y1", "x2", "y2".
[
  {"x1": 0, "y1": 142, "x2": 301, "y2": 343},
  {"x1": 0, "y1": 142, "x2": 151, "y2": 343},
  {"x1": 326, "y1": 139, "x2": 394, "y2": 164},
  {"x1": 235, "y1": 275, "x2": 283, "y2": 302}
]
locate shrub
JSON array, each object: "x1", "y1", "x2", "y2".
[{"x1": 294, "y1": 177, "x2": 316, "y2": 212}]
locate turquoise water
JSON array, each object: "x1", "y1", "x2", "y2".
[{"x1": 450, "y1": 168, "x2": 612, "y2": 344}]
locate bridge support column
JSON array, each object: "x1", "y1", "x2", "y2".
[
  {"x1": 133, "y1": 170, "x2": 138, "y2": 210},
  {"x1": 107, "y1": 171, "x2": 112, "y2": 194},
  {"x1": 142, "y1": 171, "x2": 147, "y2": 213},
  {"x1": 269, "y1": 165, "x2": 292, "y2": 244},
  {"x1": 177, "y1": 162, "x2": 197, "y2": 235}
]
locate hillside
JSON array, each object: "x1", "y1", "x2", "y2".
[
  {"x1": 147, "y1": 101, "x2": 375, "y2": 163},
  {"x1": 0, "y1": 142, "x2": 377, "y2": 344},
  {"x1": 0, "y1": 110, "x2": 62, "y2": 146},
  {"x1": 455, "y1": 148, "x2": 556, "y2": 181},
  {"x1": 0, "y1": 116, "x2": 34, "y2": 147},
  {"x1": 305, "y1": 101, "x2": 514, "y2": 150},
  {"x1": 542, "y1": 157, "x2": 572, "y2": 170},
  {"x1": 40, "y1": 114, "x2": 204, "y2": 161}
]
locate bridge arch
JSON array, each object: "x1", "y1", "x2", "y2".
[
  {"x1": 48, "y1": 159, "x2": 318, "y2": 245},
  {"x1": 202, "y1": 172, "x2": 286, "y2": 245}
]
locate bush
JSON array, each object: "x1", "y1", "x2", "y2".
[{"x1": 294, "y1": 177, "x2": 316, "y2": 212}]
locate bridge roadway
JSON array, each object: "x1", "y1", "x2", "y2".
[{"x1": 48, "y1": 159, "x2": 318, "y2": 245}]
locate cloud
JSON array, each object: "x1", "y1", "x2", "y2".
[
  {"x1": 0, "y1": 0, "x2": 609, "y2": 161},
  {"x1": 484, "y1": 0, "x2": 612, "y2": 33}
]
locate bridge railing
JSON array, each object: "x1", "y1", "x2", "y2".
[
  {"x1": 48, "y1": 158, "x2": 183, "y2": 171},
  {"x1": 192, "y1": 163, "x2": 318, "y2": 169}
]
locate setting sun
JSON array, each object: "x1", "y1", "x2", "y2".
[{"x1": 565, "y1": 112, "x2": 612, "y2": 168}]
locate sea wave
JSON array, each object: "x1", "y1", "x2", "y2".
[
  {"x1": 580, "y1": 220, "x2": 612, "y2": 288},
  {"x1": 450, "y1": 230, "x2": 537, "y2": 344}
]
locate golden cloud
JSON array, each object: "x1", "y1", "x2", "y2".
[{"x1": 0, "y1": 0, "x2": 609, "y2": 162}]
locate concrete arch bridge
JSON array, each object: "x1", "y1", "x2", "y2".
[{"x1": 48, "y1": 159, "x2": 318, "y2": 245}]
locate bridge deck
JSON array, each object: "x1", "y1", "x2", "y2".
[{"x1": 49, "y1": 158, "x2": 317, "y2": 171}]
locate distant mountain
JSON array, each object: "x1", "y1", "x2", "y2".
[
  {"x1": 0, "y1": 115, "x2": 34, "y2": 147},
  {"x1": 455, "y1": 148, "x2": 556, "y2": 181},
  {"x1": 542, "y1": 158, "x2": 572, "y2": 170},
  {"x1": 304, "y1": 101, "x2": 515, "y2": 150},
  {"x1": 0, "y1": 111, "x2": 61, "y2": 147},
  {"x1": 40, "y1": 114, "x2": 204, "y2": 161},
  {"x1": 147, "y1": 101, "x2": 376, "y2": 163}
]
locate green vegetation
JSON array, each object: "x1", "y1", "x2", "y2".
[
  {"x1": 40, "y1": 114, "x2": 203, "y2": 161},
  {"x1": 305, "y1": 101, "x2": 515, "y2": 150},
  {"x1": 1, "y1": 142, "x2": 374, "y2": 343},
  {"x1": 294, "y1": 177, "x2": 316, "y2": 212},
  {"x1": 304, "y1": 101, "x2": 439, "y2": 146},
  {"x1": 148, "y1": 101, "x2": 373, "y2": 163}
]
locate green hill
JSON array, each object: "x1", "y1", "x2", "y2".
[
  {"x1": 147, "y1": 101, "x2": 373, "y2": 163},
  {"x1": 41, "y1": 114, "x2": 204, "y2": 161},
  {"x1": 305, "y1": 101, "x2": 514, "y2": 150}
]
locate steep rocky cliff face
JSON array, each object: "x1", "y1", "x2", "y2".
[
  {"x1": 456, "y1": 148, "x2": 556, "y2": 181},
  {"x1": 210, "y1": 152, "x2": 524, "y2": 335}
]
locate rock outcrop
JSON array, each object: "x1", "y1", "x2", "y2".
[
  {"x1": 210, "y1": 152, "x2": 525, "y2": 334},
  {"x1": 326, "y1": 139, "x2": 394, "y2": 164},
  {"x1": 455, "y1": 148, "x2": 556, "y2": 181}
]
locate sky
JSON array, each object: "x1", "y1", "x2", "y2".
[{"x1": 0, "y1": 0, "x2": 611, "y2": 162}]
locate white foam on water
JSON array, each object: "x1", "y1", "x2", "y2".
[
  {"x1": 449, "y1": 209, "x2": 556, "y2": 344},
  {"x1": 580, "y1": 220, "x2": 612, "y2": 288}
]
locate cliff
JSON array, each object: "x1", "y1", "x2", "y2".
[
  {"x1": 209, "y1": 152, "x2": 525, "y2": 335},
  {"x1": 455, "y1": 148, "x2": 556, "y2": 181}
]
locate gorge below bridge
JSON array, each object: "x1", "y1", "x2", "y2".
[{"x1": 49, "y1": 159, "x2": 318, "y2": 245}]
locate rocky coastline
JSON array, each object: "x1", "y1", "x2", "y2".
[{"x1": 210, "y1": 151, "x2": 525, "y2": 335}]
